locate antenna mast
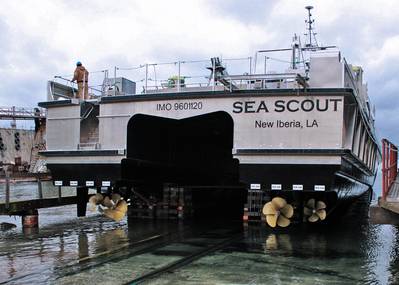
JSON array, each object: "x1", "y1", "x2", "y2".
[{"x1": 305, "y1": 6, "x2": 318, "y2": 48}]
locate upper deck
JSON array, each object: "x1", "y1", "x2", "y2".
[
  {"x1": 42, "y1": 46, "x2": 374, "y2": 119},
  {"x1": 52, "y1": 49, "x2": 364, "y2": 89}
]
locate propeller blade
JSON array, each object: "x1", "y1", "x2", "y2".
[
  {"x1": 316, "y1": 209, "x2": 326, "y2": 220},
  {"x1": 271, "y1": 197, "x2": 287, "y2": 209},
  {"x1": 89, "y1": 193, "x2": 103, "y2": 205},
  {"x1": 111, "y1": 209, "x2": 126, "y2": 222},
  {"x1": 308, "y1": 213, "x2": 319, "y2": 222},
  {"x1": 277, "y1": 215, "x2": 291, "y2": 227},
  {"x1": 103, "y1": 207, "x2": 126, "y2": 222},
  {"x1": 102, "y1": 196, "x2": 113, "y2": 208},
  {"x1": 88, "y1": 204, "x2": 96, "y2": 212},
  {"x1": 88, "y1": 193, "x2": 104, "y2": 211},
  {"x1": 280, "y1": 204, "x2": 294, "y2": 218},
  {"x1": 263, "y1": 202, "x2": 277, "y2": 215},
  {"x1": 266, "y1": 214, "x2": 278, "y2": 228},
  {"x1": 303, "y1": 206, "x2": 313, "y2": 216},
  {"x1": 111, "y1": 193, "x2": 122, "y2": 204},
  {"x1": 103, "y1": 208, "x2": 116, "y2": 220},
  {"x1": 306, "y1": 198, "x2": 315, "y2": 209},
  {"x1": 316, "y1": 201, "x2": 326, "y2": 210},
  {"x1": 115, "y1": 200, "x2": 128, "y2": 215}
]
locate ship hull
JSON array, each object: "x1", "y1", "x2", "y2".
[
  {"x1": 47, "y1": 158, "x2": 375, "y2": 222},
  {"x1": 40, "y1": 88, "x2": 380, "y2": 223},
  {"x1": 241, "y1": 163, "x2": 373, "y2": 222}
]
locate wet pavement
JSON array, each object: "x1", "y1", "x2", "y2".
[{"x1": 0, "y1": 183, "x2": 398, "y2": 284}]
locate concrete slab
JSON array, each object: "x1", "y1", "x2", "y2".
[
  {"x1": 379, "y1": 197, "x2": 399, "y2": 215},
  {"x1": 370, "y1": 205, "x2": 399, "y2": 225}
]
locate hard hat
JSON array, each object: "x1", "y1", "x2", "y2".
[{"x1": 76, "y1": 61, "x2": 82, "y2": 66}]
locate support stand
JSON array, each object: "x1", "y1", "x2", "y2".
[{"x1": 77, "y1": 187, "x2": 89, "y2": 217}]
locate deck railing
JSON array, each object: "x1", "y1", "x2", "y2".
[
  {"x1": 47, "y1": 55, "x2": 310, "y2": 100},
  {"x1": 47, "y1": 52, "x2": 364, "y2": 101},
  {"x1": 382, "y1": 139, "x2": 398, "y2": 199}
]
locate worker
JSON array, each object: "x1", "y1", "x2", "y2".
[{"x1": 71, "y1": 61, "x2": 89, "y2": 100}]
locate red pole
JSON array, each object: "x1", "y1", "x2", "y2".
[
  {"x1": 395, "y1": 144, "x2": 398, "y2": 183},
  {"x1": 382, "y1": 139, "x2": 398, "y2": 200},
  {"x1": 387, "y1": 144, "x2": 395, "y2": 189},
  {"x1": 382, "y1": 139, "x2": 386, "y2": 199}
]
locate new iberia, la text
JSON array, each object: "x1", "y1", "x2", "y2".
[{"x1": 255, "y1": 119, "x2": 318, "y2": 129}]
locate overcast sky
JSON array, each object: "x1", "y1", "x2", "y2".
[{"x1": 1, "y1": 0, "x2": 399, "y2": 142}]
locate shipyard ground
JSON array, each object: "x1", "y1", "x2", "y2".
[
  {"x1": 0, "y1": 207, "x2": 398, "y2": 284},
  {"x1": 0, "y1": 181, "x2": 398, "y2": 284}
]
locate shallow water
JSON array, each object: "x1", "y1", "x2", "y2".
[
  {"x1": 152, "y1": 224, "x2": 399, "y2": 285},
  {"x1": 0, "y1": 182, "x2": 398, "y2": 284}
]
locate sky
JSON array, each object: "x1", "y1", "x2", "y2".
[{"x1": 0, "y1": 0, "x2": 399, "y2": 143}]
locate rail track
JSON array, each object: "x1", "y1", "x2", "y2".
[
  {"x1": 123, "y1": 230, "x2": 242, "y2": 284},
  {"x1": 52, "y1": 222, "x2": 243, "y2": 283},
  {"x1": 0, "y1": 220, "x2": 243, "y2": 284}
]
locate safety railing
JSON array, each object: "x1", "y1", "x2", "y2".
[
  {"x1": 49, "y1": 69, "x2": 108, "y2": 100},
  {"x1": 47, "y1": 50, "x2": 348, "y2": 100},
  {"x1": 382, "y1": 139, "x2": 398, "y2": 199},
  {"x1": 114, "y1": 57, "x2": 309, "y2": 94}
]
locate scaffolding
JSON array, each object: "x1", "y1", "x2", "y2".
[{"x1": 0, "y1": 106, "x2": 46, "y2": 121}]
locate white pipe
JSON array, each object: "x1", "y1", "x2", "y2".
[
  {"x1": 114, "y1": 66, "x2": 117, "y2": 96},
  {"x1": 212, "y1": 59, "x2": 216, "y2": 92},
  {"x1": 177, "y1": 61, "x2": 181, "y2": 92},
  {"x1": 145, "y1": 64, "x2": 148, "y2": 94}
]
